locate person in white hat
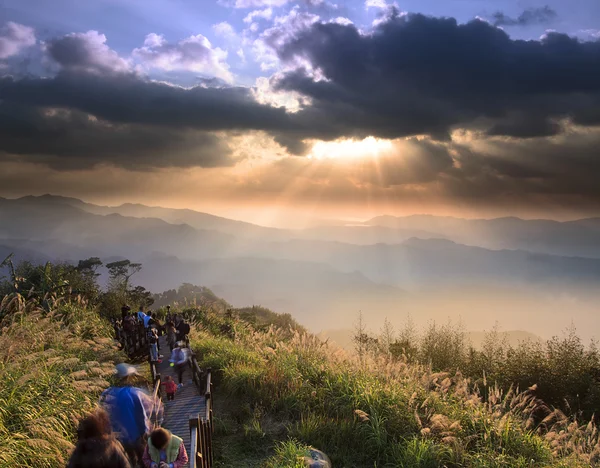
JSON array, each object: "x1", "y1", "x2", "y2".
[{"x1": 100, "y1": 364, "x2": 163, "y2": 467}]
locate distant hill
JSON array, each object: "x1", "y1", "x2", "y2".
[
  {"x1": 21, "y1": 194, "x2": 286, "y2": 240},
  {"x1": 366, "y1": 214, "x2": 600, "y2": 258},
  {"x1": 10, "y1": 195, "x2": 600, "y2": 258},
  {"x1": 257, "y1": 237, "x2": 600, "y2": 288},
  {"x1": 0, "y1": 196, "x2": 234, "y2": 261}
]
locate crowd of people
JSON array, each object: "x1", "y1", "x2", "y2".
[
  {"x1": 114, "y1": 305, "x2": 191, "y2": 361},
  {"x1": 68, "y1": 304, "x2": 193, "y2": 468}
]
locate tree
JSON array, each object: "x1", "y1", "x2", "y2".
[
  {"x1": 101, "y1": 260, "x2": 143, "y2": 317},
  {"x1": 73, "y1": 257, "x2": 103, "y2": 303},
  {"x1": 105, "y1": 260, "x2": 142, "y2": 291},
  {"x1": 353, "y1": 311, "x2": 378, "y2": 364},
  {"x1": 77, "y1": 257, "x2": 103, "y2": 276},
  {"x1": 390, "y1": 314, "x2": 419, "y2": 363},
  {"x1": 379, "y1": 317, "x2": 395, "y2": 357},
  {"x1": 0, "y1": 254, "x2": 17, "y2": 293},
  {"x1": 129, "y1": 285, "x2": 154, "y2": 309}
]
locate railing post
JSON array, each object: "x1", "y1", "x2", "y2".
[
  {"x1": 189, "y1": 415, "x2": 201, "y2": 468},
  {"x1": 206, "y1": 419, "x2": 213, "y2": 467}
]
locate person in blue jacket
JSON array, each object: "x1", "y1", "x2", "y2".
[{"x1": 100, "y1": 363, "x2": 163, "y2": 467}]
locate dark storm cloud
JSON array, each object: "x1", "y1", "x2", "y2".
[
  {"x1": 0, "y1": 68, "x2": 295, "y2": 168},
  {"x1": 0, "y1": 71, "x2": 291, "y2": 131},
  {"x1": 441, "y1": 129, "x2": 600, "y2": 206},
  {"x1": 492, "y1": 6, "x2": 557, "y2": 27},
  {"x1": 273, "y1": 14, "x2": 600, "y2": 145},
  {"x1": 0, "y1": 103, "x2": 233, "y2": 170}
]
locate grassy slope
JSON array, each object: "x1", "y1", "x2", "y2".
[
  {"x1": 0, "y1": 297, "x2": 123, "y2": 467},
  {"x1": 190, "y1": 310, "x2": 594, "y2": 468}
]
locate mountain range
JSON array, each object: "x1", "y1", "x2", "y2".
[{"x1": 2, "y1": 194, "x2": 600, "y2": 337}]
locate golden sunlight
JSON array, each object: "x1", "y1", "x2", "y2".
[{"x1": 308, "y1": 137, "x2": 393, "y2": 160}]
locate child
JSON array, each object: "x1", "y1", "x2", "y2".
[
  {"x1": 142, "y1": 427, "x2": 188, "y2": 468},
  {"x1": 161, "y1": 376, "x2": 177, "y2": 401}
]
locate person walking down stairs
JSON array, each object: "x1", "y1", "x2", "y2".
[
  {"x1": 169, "y1": 341, "x2": 189, "y2": 387},
  {"x1": 100, "y1": 363, "x2": 163, "y2": 467}
]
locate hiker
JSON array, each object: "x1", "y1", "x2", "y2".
[
  {"x1": 143, "y1": 311, "x2": 153, "y2": 329},
  {"x1": 165, "y1": 305, "x2": 172, "y2": 324},
  {"x1": 161, "y1": 375, "x2": 177, "y2": 401},
  {"x1": 100, "y1": 363, "x2": 162, "y2": 467},
  {"x1": 137, "y1": 305, "x2": 147, "y2": 324},
  {"x1": 174, "y1": 315, "x2": 190, "y2": 342},
  {"x1": 67, "y1": 408, "x2": 131, "y2": 468},
  {"x1": 169, "y1": 342, "x2": 189, "y2": 386},
  {"x1": 142, "y1": 427, "x2": 188, "y2": 468},
  {"x1": 147, "y1": 326, "x2": 161, "y2": 363},
  {"x1": 123, "y1": 311, "x2": 136, "y2": 334},
  {"x1": 122, "y1": 304, "x2": 132, "y2": 321},
  {"x1": 165, "y1": 321, "x2": 177, "y2": 352},
  {"x1": 111, "y1": 318, "x2": 122, "y2": 341}
]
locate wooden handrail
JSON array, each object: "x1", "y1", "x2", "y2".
[
  {"x1": 205, "y1": 369, "x2": 212, "y2": 397},
  {"x1": 189, "y1": 417, "x2": 199, "y2": 468},
  {"x1": 152, "y1": 374, "x2": 161, "y2": 401}
]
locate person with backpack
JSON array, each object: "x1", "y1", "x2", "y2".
[
  {"x1": 100, "y1": 364, "x2": 162, "y2": 467},
  {"x1": 147, "y1": 325, "x2": 161, "y2": 363}
]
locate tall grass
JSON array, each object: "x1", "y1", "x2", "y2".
[
  {"x1": 0, "y1": 294, "x2": 122, "y2": 467},
  {"x1": 190, "y1": 309, "x2": 594, "y2": 467}
]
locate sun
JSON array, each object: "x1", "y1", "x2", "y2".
[{"x1": 308, "y1": 136, "x2": 393, "y2": 160}]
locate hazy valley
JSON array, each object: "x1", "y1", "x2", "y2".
[{"x1": 2, "y1": 194, "x2": 600, "y2": 339}]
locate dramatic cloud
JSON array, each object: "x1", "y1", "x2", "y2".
[
  {"x1": 0, "y1": 22, "x2": 35, "y2": 60},
  {"x1": 254, "y1": 6, "x2": 320, "y2": 70},
  {"x1": 0, "y1": 104, "x2": 234, "y2": 170},
  {"x1": 2, "y1": 9, "x2": 600, "y2": 214},
  {"x1": 133, "y1": 33, "x2": 233, "y2": 82},
  {"x1": 46, "y1": 31, "x2": 130, "y2": 74},
  {"x1": 271, "y1": 14, "x2": 600, "y2": 147},
  {"x1": 0, "y1": 71, "x2": 291, "y2": 130},
  {"x1": 492, "y1": 6, "x2": 557, "y2": 27}
]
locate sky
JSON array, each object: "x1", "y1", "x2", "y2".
[{"x1": 1, "y1": 0, "x2": 600, "y2": 225}]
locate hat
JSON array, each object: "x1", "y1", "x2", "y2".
[
  {"x1": 176, "y1": 341, "x2": 186, "y2": 347},
  {"x1": 115, "y1": 363, "x2": 138, "y2": 379}
]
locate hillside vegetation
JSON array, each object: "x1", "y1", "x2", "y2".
[
  {"x1": 0, "y1": 295, "x2": 122, "y2": 467},
  {"x1": 189, "y1": 309, "x2": 598, "y2": 467},
  {"x1": 1, "y1": 256, "x2": 600, "y2": 467}
]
